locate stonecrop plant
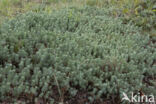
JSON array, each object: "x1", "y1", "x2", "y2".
[{"x1": 0, "y1": 7, "x2": 155, "y2": 104}]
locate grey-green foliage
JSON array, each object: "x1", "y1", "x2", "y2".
[{"x1": 0, "y1": 7, "x2": 155, "y2": 103}]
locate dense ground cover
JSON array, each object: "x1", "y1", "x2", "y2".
[
  {"x1": 0, "y1": 0, "x2": 156, "y2": 104},
  {"x1": 0, "y1": 0, "x2": 156, "y2": 36},
  {"x1": 0, "y1": 7, "x2": 155, "y2": 103}
]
